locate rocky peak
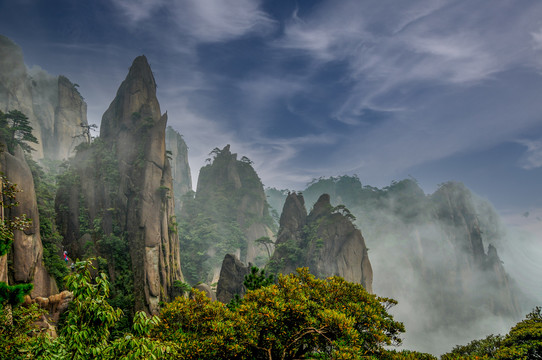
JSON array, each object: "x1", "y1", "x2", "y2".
[
  {"x1": 270, "y1": 193, "x2": 372, "y2": 292},
  {"x1": 100, "y1": 55, "x2": 161, "y2": 140},
  {"x1": 279, "y1": 192, "x2": 307, "y2": 236},
  {"x1": 55, "y1": 55, "x2": 182, "y2": 314}
]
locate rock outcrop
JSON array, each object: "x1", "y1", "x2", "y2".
[
  {"x1": 0, "y1": 35, "x2": 87, "y2": 161},
  {"x1": 0, "y1": 146, "x2": 58, "y2": 297},
  {"x1": 180, "y1": 145, "x2": 275, "y2": 284},
  {"x1": 269, "y1": 193, "x2": 373, "y2": 292},
  {"x1": 165, "y1": 126, "x2": 192, "y2": 211},
  {"x1": 216, "y1": 254, "x2": 250, "y2": 304},
  {"x1": 55, "y1": 56, "x2": 183, "y2": 314}
]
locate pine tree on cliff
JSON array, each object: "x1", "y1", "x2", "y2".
[{"x1": 0, "y1": 110, "x2": 38, "y2": 155}]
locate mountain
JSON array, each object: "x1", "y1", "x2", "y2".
[
  {"x1": 0, "y1": 35, "x2": 87, "y2": 161},
  {"x1": 55, "y1": 56, "x2": 183, "y2": 314},
  {"x1": 267, "y1": 176, "x2": 521, "y2": 354},
  {"x1": 179, "y1": 145, "x2": 276, "y2": 284},
  {"x1": 268, "y1": 192, "x2": 373, "y2": 292}
]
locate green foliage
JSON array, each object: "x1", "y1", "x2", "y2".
[
  {"x1": 442, "y1": 334, "x2": 504, "y2": 359},
  {"x1": 173, "y1": 280, "x2": 192, "y2": 296},
  {"x1": 155, "y1": 289, "x2": 252, "y2": 359},
  {"x1": 0, "y1": 174, "x2": 32, "y2": 256},
  {"x1": 442, "y1": 307, "x2": 542, "y2": 360},
  {"x1": 244, "y1": 266, "x2": 275, "y2": 291},
  {"x1": 0, "y1": 170, "x2": 34, "y2": 308},
  {"x1": 0, "y1": 109, "x2": 38, "y2": 154},
  {"x1": 34, "y1": 258, "x2": 171, "y2": 359},
  {"x1": 156, "y1": 269, "x2": 407, "y2": 359},
  {"x1": 0, "y1": 303, "x2": 45, "y2": 360},
  {"x1": 26, "y1": 157, "x2": 69, "y2": 288},
  {"x1": 0, "y1": 282, "x2": 33, "y2": 307}
]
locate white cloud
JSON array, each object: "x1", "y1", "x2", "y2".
[
  {"x1": 517, "y1": 139, "x2": 542, "y2": 169},
  {"x1": 112, "y1": 0, "x2": 275, "y2": 43}
]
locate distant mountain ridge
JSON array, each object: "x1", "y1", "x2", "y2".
[{"x1": 266, "y1": 176, "x2": 522, "y2": 353}]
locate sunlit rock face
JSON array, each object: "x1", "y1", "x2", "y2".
[
  {"x1": 0, "y1": 147, "x2": 58, "y2": 297},
  {"x1": 56, "y1": 56, "x2": 183, "y2": 314},
  {"x1": 165, "y1": 126, "x2": 192, "y2": 212},
  {"x1": 269, "y1": 193, "x2": 373, "y2": 292},
  {"x1": 0, "y1": 35, "x2": 87, "y2": 161}
]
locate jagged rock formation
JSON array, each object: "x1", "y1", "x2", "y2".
[
  {"x1": 270, "y1": 176, "x2": 521, "y2": 353},
  {"x1": 179, "y1": 145, "x2": 275, "y2": 284},
  {"x1": 55, "y1": 56, "x2": 183, "y2": 314},
  {"x1": 269, "y1": 193, "x2": 373, "y2": 292},
  {"x1": 0, "y1": 146, "x2": 58, "y2": 297},
  {"x1": 0, "y1": 35, "x2": 87, "y2": 161},
  {"x1": 216, "y1": 254, "x2": 250, "y2": 304},
  {"x1": 165, "y1": 126, "x2": 192, "y2": 211}
]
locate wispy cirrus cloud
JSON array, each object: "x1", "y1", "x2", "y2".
[{"x1": 111, "y1": 0, "x2": 275, "y2": 43}]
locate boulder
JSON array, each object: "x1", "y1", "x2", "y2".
[{"x1": 216, "y1": 254, "x2": 250, "y2": 304}]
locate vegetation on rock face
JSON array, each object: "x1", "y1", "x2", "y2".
[
  {"x1": 0, "y1": 170, "x2": 34, "y2": 306},
  {"x1": 179, "y1": 146, "x2": 276, "y2": 284},
  {"x1": 26, "y1": 157, "x2": 69, "y2": 288}
]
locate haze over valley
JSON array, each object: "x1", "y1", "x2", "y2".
[{"x1": 1, "y1": 1, "x2": 542, "y2": 358}]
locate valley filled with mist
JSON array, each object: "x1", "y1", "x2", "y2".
[{"x1": 1, "y1": 12, "x2": 542, "y2": 358}]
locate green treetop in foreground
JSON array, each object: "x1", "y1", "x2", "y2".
[{"x1": 156, "y1": 268, "x2": 435, "y2": 359}]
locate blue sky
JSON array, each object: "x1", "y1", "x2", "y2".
[{"x1": 2, "y1": 0, "x2": 542, "y2": 214}]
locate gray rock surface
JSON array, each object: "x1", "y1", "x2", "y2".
[
  {"x1": 270, "y1": 193, "x2": 373, "y2": 292},
  {"x1": 0, "y1": 146, "x2": 58, "y2": 297},
  {"x1": 0, "y1": 35, "x2": 87, "y2": 161},
  {"x1": 216, "y1": 254, "x2": 250, "y2": 304},
  {"x1": 55, "y1": 56, "x2": 183, "y2": 314}
]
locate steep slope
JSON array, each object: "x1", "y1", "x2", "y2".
[
  {"x1": 179, "y1": 145, "x2": 275, "y2": 284},
  {"x1": 0, "y1": 146, "x2": 58, "y2": 297},
  {"x1": 0, "y1": 35, "x2": 87, "y2": 160},
  {"x1": 269, "y1": 193, "x2": 373, "y2": 292},
  {"x1": 55, "y1": 56, "x2": 183, "y2": 314},
  {"x1": 165, "y1": 126, "x2": 192, "y2": 211}
]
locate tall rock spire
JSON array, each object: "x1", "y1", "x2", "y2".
[{"x1": 56, "y1": 55, "x2": 183, "y2": 314}]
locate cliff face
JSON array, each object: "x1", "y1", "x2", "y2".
[
  {"x1": 0, "y1": 147, "x2": 58, "y2": 297},
  {"x1": 269, "y1": 193, "x2": 373, "y2": 292},
  {"x1": 55, "y1": 56, "x2": 183, "y2": 314},
  {"x1": 283, "y1": 176, "x2": 521, "y2": 353},
  {"x1": 0, "y1": 35, "x2": 87, "y2": 161},
  {"x1": 165, "y1": 126, "x2": 192, "y2": 211},
  {"x1": 179, "y1": 145, "x2": 275, "y2": 284}
]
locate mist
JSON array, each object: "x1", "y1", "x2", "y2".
[{"x1": 266, "y1": 176, "x2": 540, "y2": 356}]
